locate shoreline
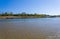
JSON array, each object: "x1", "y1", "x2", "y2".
[{"x1": 0, "y1": 16, "x2": 51, "y2": 19}]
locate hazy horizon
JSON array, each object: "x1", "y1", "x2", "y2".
[{"x1": 0, "y1": 0, "x2": 60, "y2": 15}]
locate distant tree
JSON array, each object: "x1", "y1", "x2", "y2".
[
  {"x1": 21, "y1": 12, "x2": 26, "y2": 14},
  {"x1": 21, "y1": 12, "x2": 27, "y2": 16},
  {"x1": 9, "y1": 12, "x2": 13, "y2": 16},
  {"x1": 1, "y1": 12, "x2": 8, "y2": 16},
  {"x1": 5, "y1": 12, "x2": 8, "y2": 15}
]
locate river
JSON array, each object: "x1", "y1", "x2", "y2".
[{"x1": 0, "y1": 18, "x2": 60, "y2": 39}]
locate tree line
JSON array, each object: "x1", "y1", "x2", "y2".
[{"x1": 0, "y1": 12, "x2": 50, "y2": 17}]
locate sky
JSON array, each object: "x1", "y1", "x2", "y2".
[{"x1": 0, "y1": 0, "x2": 60, "y2": 15}]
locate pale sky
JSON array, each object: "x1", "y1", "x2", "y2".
[{"x1": 0, "y1": 0, "x2": 60, "y2": 15}]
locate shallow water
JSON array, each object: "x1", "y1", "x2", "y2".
[{"x1": 0, "y1": 18, "x2": 60, "y2": 39}]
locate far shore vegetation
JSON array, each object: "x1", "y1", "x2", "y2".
[{"x1": 0, "y1": 12, "x2": 58, "y2": 19}]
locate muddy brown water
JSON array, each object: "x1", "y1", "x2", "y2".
[{"x1": 0, "y1": 18, "x2": 60, "y2": 39}]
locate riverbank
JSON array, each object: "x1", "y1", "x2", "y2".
[{"x1": 0, "y1": 16, "x2": 50, "y2": 19}]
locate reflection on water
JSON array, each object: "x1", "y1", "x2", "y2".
[{"x1": 0, "y1": 18, "x2": 60, "y2": 39}]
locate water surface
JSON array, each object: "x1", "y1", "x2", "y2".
[{"x1": 0, "y1": 18, "x2": 60, "y2": 39}]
